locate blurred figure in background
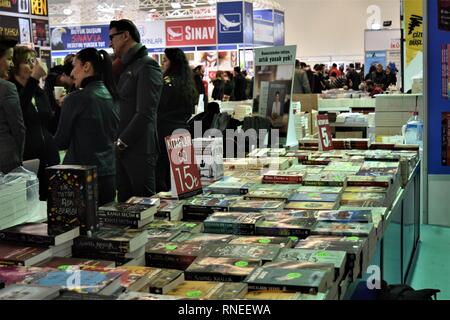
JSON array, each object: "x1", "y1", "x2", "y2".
[
  {"x1": 156, "y1": 48, "x2": 197, "y2": 193},
  {"x1": 0, "y1": 37, "x2": 25, "y2": 174},
  {"x1": 10, "y1": 46, "x2": 60, "y2": 200}
]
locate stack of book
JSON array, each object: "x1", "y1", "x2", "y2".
[
  {"x1": 285, "y1": 192, "x2": 341, "y2": 211},
  {"x1": 98, "y1": 200, "x2": 157, "y2": 229},
  {"x1": 72, "y1": 226, "x2": 147, "y2": 267},
  {"x1": 203, "y1": 212, "x2": 264, "y2": 235},
  {"x1": 193, "y1": 137, "x2": 224, "y2": 180},
  {"x1": 0, "y1": 177, "x2": 27, "y2": 230},
  {"x1": 0, "y1": 222, "x2": 80, "y2": 266},
  {"x1": 255, "y1": 211, "x2": 317, "y2": 239},
  {"x1": 182, "y1": 194, "x2": 240, "y2": 221},
  {"x1": 166, "y1": 281, "x2": 248, "y2": 300}
]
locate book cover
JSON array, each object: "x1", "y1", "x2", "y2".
[
  {"x1": 147, "y1": 229, "x2": 182, "y2": 242},
  {"x1": 244, "y1": 264, "x2": 332, "y2": 294},
  {"x1": 206, "y1": 177, "x2": 252, "y2": 195},
  {"x1": 98, "y1": 202, "x2": 156, "y2": 220},
  {"x1": 262, "y1": 171, "x2": 304, "y2": 184},
  {"x1": 203, "y1": 212, "x2": 263, "y2": 235},
  {"x1": 30, "y1": 269, "x2": 123, "y2": 294},
  {"x1": 156, "y1": 199, "x2": 183, "y2": 221},
  {"x1": 117, "y1": 292, "x2": 182, "y2": 300},
  {"x1": 146, "y1": 268, "x2": 185, "y2": 294},
  {"x1": 245, "y1": 290, "x2": 326, "y2": 300},
  {"x1": 36, "y1": 257, "x2": 115, "y2": 270},
  {"x1": 344, "y1": 186, "x2": 388, "y2": 193},
  {"x1": 126, "y1": 197, "x2": 160, "y2": 207},
  {"x1": 244, "y1": 190, "x2": 293, "y2": 201},
  {"x1": 99, "y1": 215, "x2": 154, "y2": 229},
  {"x1": 315, "y1": 210, "x2": 373, "y2": 223},
  {"x1": 144, "y1": 220, "x2": 203, "y2": 233},
  {"x1": 0, "y1": 284, "x2": 60, "y2": 300},
  {"x1": 170, "y1": 232, "x2": 235, "y2": 245},
  {"x1": 73, "y1": 227, "x2": 147, "y2": 254},
  {"x1": 274, "y1": 249, "x2": 346, "y2": 281},
  {"x1": 229, "y1": 200, "x2": 285, "y2": 212},
  {"x1": 184, "y1": 256, "x2": 261, "y2": 282},
  {"x1": 204, "y1": 244, "x2": 280, "y2": 263},
  {"x1": 312, "y1": 222, "x2": 375, "y2": 238},
  {"x1": 0, "y1": 243, "x2": 51, "y2": 266},
  {"x1": 166, "y1": 281, "x2": 247, "y2": 300},
  {"x1": 54, "y1": 291, "x2": 117, "y2": 300},
  {"x1": 303, "y1": 173, "x2": 347, "y2": 187},
  {"x1": 145, "y1": 242, "x2": 206, "y2": 270},
  {"x1": 296, "y1": 186, "x2": 343, "y2": 194},
  {"x1": 46, "y1": 165, "x2": 98, "y2": 235},
  {"x1": 255, "y1": 218, "x2": 317, "y2": 238},
  {"x1": 0, "y1": 222, "x2": 79, "y2": 247},
  {"x1": 346, "y1": 175, "x2": 391, "y2": 187},
  {"x1": 0, "y1": 266, "x2": 53, "y2": 286},
  {"x1": 288, "y1": 192, "x2": 340, "y2": 203},
  {"x1": 285, "y1": 201, "x2": 339, "y2": 211},
  {"x1": 260, "y1": 211, "x2": 317, "y2": 220},
  {"x1": 229, "y1": 236, "x2": 293, "y2": 248}
]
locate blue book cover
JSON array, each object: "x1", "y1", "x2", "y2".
[
  {"x1": 288, "y1": 192, "x2": 340, "y2": 203},
  {"x1": 315, "y1": 210, "x2": 373, "y2": 223}
]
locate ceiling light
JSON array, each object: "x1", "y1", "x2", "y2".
[
  {"x1": 150, "y1": 8, "x2": 156, "y2": 13},
  {"x1": 63, "y1": 8, "x2": 73, "y2": 15},
  {"x1": 371, "y1": 23, "x2": 381, "y2": 30},
  {"x1": 170, "y1": 2, "x2": 181, "y2": 9}
]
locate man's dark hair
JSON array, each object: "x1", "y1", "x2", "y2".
[
  {"x1": 300, "y1": 62, "x2": 307, "y2": 69},
  {"x1": 0, "y1": 37, "x2": 17, "y2": 58},
  {"x1": 332, "y1": 63, "x2": 337, "y2": 68},
  {"x1": 109, "y1": 19, "x2": 141, "y2": 43},
  {"x1": 295, "y1": 59, "x2": 301, "y2": 68},
  {"x1": 349, "y1": 63, "x2": 355, "y2": 69},
  {"x1": 234, "y1": 66, "x2": 241, "y2": 74},
  {"x1": 62, "y1": 61, "x2": 73, "y2": 77},
  {"x1": 330, "y1": 72, "x2": 337, "y2": 77}
]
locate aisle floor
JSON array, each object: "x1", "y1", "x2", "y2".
[{"x1": 409, "y1": 224, "x2": 450, "y2": 300}]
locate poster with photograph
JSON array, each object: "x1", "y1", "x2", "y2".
[
  {"x1": 32, "y1": 19, "x2": 49, "y2": 47},
  {"x1": 19, "y1": 18, "x2": 31, "y2": 44},
  {"x1": 254, "y1": 45, "x2": 296, "y2": 138},
  {"x1": 442, "y1": 44, "x2": 450, "y2": 100}
]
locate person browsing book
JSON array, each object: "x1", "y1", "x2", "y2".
[{"x1": 54, "y1": 48, "x2": 120, "y2": 205}]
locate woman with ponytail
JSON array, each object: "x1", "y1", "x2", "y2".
[{"x1": 54, "y1": 48, "x2": 120, "y2": 205}]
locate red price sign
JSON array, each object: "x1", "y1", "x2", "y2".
[
  {"x1": 165, "y1": 133, "x2": 203, "y2": 199},
  {"x1": 317, "y1": 115, "x2": 334, "y2": 151}
]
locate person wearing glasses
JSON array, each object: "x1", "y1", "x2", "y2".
[
  {"x1": 109, "y1": 19, "x2": 163, "y2": 201},
  {"x1": 10, "y1": 46, "x2": 60, "y2": 200},
  {"x1": 54, "y1": 48, "x2": 120, "y2": 206},
  {"x1": 0, "y1": 37, "x2": 25, "y2": 174}
]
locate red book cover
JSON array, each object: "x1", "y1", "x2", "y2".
[{"x1": 165, "y1": 133, "x2": 203, "y2": 199}]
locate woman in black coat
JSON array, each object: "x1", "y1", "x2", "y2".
[
  {"x1": 156, "y1": 48, "x2": 197, "y2": 193},
  {"x1": 54, "y1": 48, "x2": 120, "y2": 206},
  {"x1": 0, "y1": 38, "x2": 25, "y2": 174},
  {"x1": 10, "y1": 46, "x2": 60, "y2": 200}
]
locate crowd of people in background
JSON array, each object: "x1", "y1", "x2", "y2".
[
  {"x1": 293, "y1": 60, "x2": 398, "y2": 96},
  {"x1": 0, "y1": 18, "x2": 401, "y2": 206}
]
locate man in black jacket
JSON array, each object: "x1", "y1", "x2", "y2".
[
  {"x1": 232, "y1": 66, "x2": 247, "y2": 101},
  {"x1": 109, "y1": 19, "x2": 163, "y2": 201}
]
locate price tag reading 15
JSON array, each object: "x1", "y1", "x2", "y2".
[{"x1": 165, "y1": 132, "x2": 203, "y2": 199}]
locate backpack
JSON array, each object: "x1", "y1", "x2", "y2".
[{"x1": 377, "y1": 281, "x2": 440, "y2": 300}]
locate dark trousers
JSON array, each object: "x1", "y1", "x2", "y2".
[
  {"x1": 155, "y1": 145, "x2": 171, "y2": 193},
  {"x1": 116, "y1": 153, "x2": 157, "y2": 202},
  {"x1": 97, "y1": 175, "x2": 116, "y2": 206}
]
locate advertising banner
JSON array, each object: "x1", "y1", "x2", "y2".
[
  {"x1": 364, "y1": 50, "x2": 387, "y2": 76},
  {"x1": 404, "y1": 0, "x2": 423, "y2": 65},
  {"x1": 429, "y1": 0, "x2": 450, "y2": 174},
  {"x1": 254, "y1": 45, "x2": 297, "y2": 140},
  {"x1": 166, "y1": 19, "x2": 217, "y2": 47},
  {"x1": 31, "y1": 18, "x2": 49, "y2": 47},
  {"x1": 254, "y1": 9, "x2": 274, "y2": 46},
  {"x1": 50, "y1": 25, "x2": 109, "y2": 50},
  {"x1": 139, "y1": 20, "x2": 165, "y2": 49},
  {"x1": 217, "y1": 1, "x2": 243, "y2": 44},
  {"x1": 0, "y1": 15, "x2": 20, "y2": 41},
  {"x1": 0, "y1": 0, "x2": 29, "y2": 13},
  {"x1": 273, "y1": 10, "x2": 285, "y2": 46},
  {"x1": 244, "y1": 1, "x2": 253, "y2": 45},
  {"x1": 31, "y1": 0, "x2": 47, "y2": 16}
]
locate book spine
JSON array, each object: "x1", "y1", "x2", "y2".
[
  {"x1": 184, "y1": 271, "x2": 247, "y2": 283},
  {"x1": 155, "y1": 211, "x2": 171, "y2": 220},
  {"x1": 81, "y1": 169, "x2": 99, "y2": 234},
  {"x1": 255, "y1": 227, "x2": 311, "y2": 239},
  {"x1": 303, "y1": 181, "x2": 345, "y2": 187},
  {"x1": 262, "y1": 175, "x2": 303, "y2": 184},
  {"x1": 182, "y1": 212, "x2": 211, "y2": 222},
  {"x1": 73, "y1": 238, "x2": 129, "y2": 253},
  {"x1": 98, "y1": 210, "x2": 141, "y2": 220},
  {"x1": 99, "y1": 216, "x2": 141, "y2": 228},
  {"x1": 0, "y1": 260, "x2": 22, "y2": 266},
  {"x1": 0, "y1": 232, "x2": 54, "y2": 246}
]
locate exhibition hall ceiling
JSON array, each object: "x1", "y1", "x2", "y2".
[{"x1": 48, "y1": 0, "x2": 283, "y2": 25}]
